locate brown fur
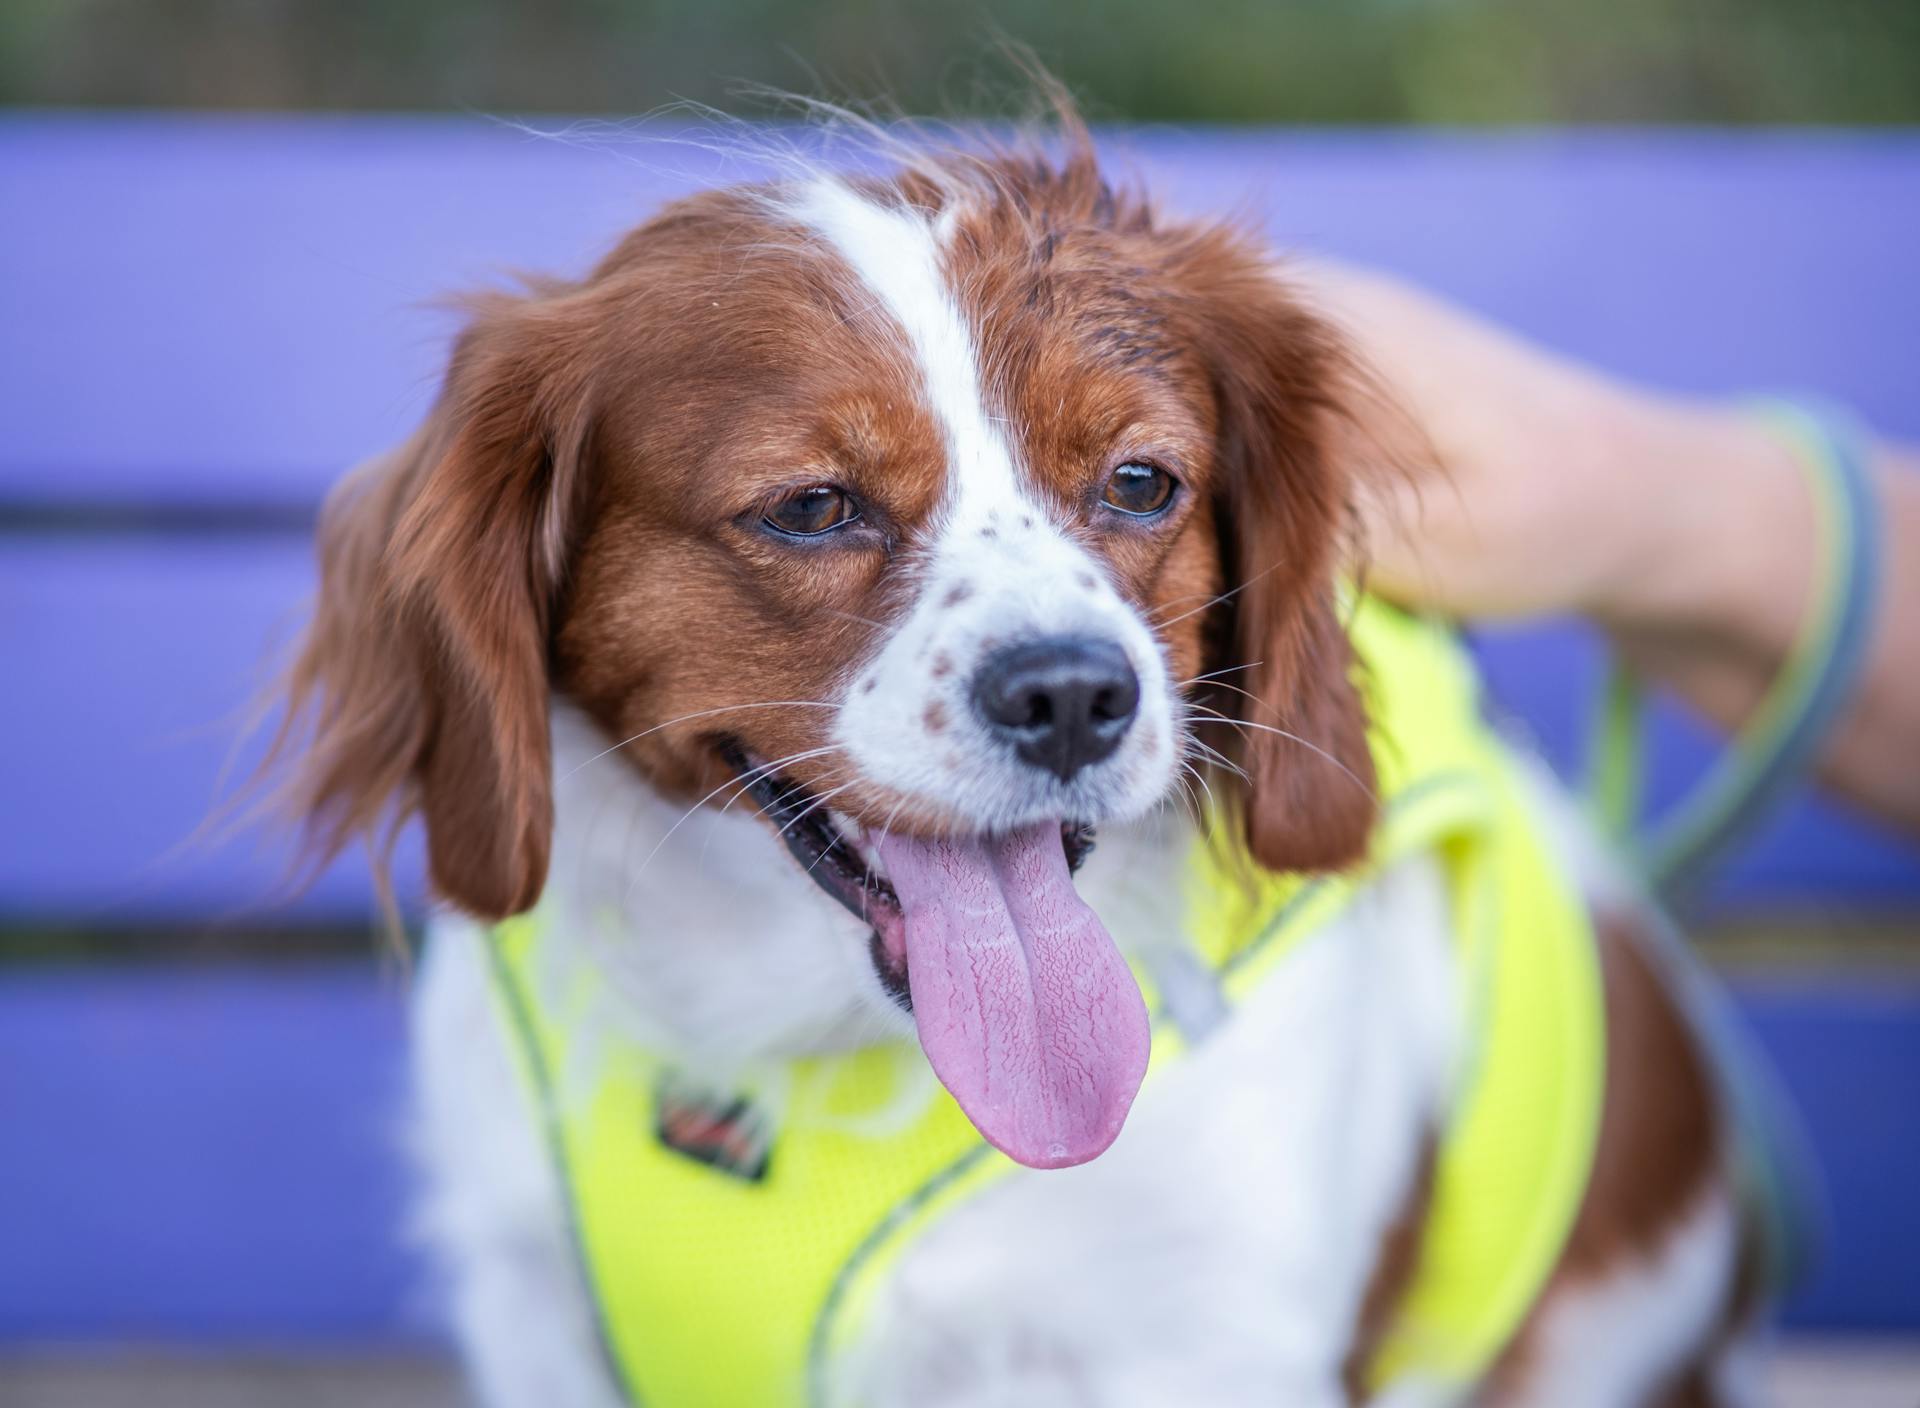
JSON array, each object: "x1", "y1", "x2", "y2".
[{"x1": 1344, "y1": 1138, "x2": 1437, "y2": 1402}]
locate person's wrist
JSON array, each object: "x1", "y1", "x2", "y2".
[{"x1": 1584, "y1": 394, "x2": 1814, "y2": 657}]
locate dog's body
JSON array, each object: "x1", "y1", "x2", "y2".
[
  {"x1": 411, "y1": 710, "x2": 1752, "y2": 1408},
  {"x1": 279, "y1": 114, "x2": 1769, "y2": 1405}
]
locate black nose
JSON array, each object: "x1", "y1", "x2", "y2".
[{"x1": 972, "y1": 636, "x2": 1141, "y2": 782}]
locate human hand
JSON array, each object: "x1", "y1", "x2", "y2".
[
  {"x1": 1304, "y1": 263, "x2": 1809, "y2": 639},
  {"x1": 1304, "y1": 263, "x2": 1920, "y2": 832}
]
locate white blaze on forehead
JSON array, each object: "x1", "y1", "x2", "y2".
[
  {"x1": 785, "y1": 179, "x2": 1021, "y2": 519},
  {"x1": 789, "y1": 177, "x2": 1179, "y2": 833}
]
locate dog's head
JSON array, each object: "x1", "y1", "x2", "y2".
[{"x1": 280, "y1": 125, "x2": 1379, "y2": 1168}]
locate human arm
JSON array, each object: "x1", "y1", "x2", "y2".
[{"x1": 1314, "y1": 267, "x2": 1920, "y2": 833}]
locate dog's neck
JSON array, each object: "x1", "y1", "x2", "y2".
[{"x1": 534, "y1": 703, "x2": 1194, "y2": 1084}]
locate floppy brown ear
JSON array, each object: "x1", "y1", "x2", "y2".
[
  {"x1": 1177, "y1": 248, "x2": 1378, "y2": 873},
  {"x1": 275, "y1": 291, "x2": 592, "y2": 918}
]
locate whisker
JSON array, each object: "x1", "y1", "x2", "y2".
[
  {"x1": 1191, "y1": 766, "x2": 1222, "y2": 820},
  {"x1": 1174, "y1": 759, "x2": 1219, "y2": 824},
  {"x1": 1180, "y1": 783, "x2": 1206, "y2": 831},
  {"x1": 1148, "y1": 563, "x2": 1283, "y2": 629},
  {"x1": 622, "y1": 784, "x2": 752, "y2": 903},
  {"x1": 1182, "y1": 726, "x2": 1239, "y2": 757},
  {"x1": 1184, "y1": 700, "x2": 1251, "y2": 734},
  {"x1": 1177, "y1": 660, "x2": 1263, "y2": 688},
  {"x1": 699, "y1": 745, "x2": 847, "y2": 866},
  {"x1": 620, "y1": 750, "x2": 840, "y2": 902},
  {"x1": 863, "y1": 793, "x2": 912, "y2": 896},
  {"x1": 1144, "y1": 584, "x2": 1237, "y2": 622},
  {"x1": 1188, "y1": 715, "x2": 1377, "y2": 801},
  {"x1": 821, "y1": 607, "x2": 889, "y2": 631},
  {"x1": 560, "y1": 700, "x2": 840, "y2": 782},
  {"x1": 1165, "y1": 768, "x2": 1198, "y2": 829},
  {"x1": 1192, "y1": 678, "x2": 1280, "y2": 718},
  {"x1": 799, "y1": 784, "x2": 884, "y2": 884},
  {"x1": 777, "y1": 778, "x2": 863, "y2": 845},
  {"x1": 714, "y1": 745, "x2": 845, "y2": 818},
  {"x1": 1181, "y1": 733, "x2": 1250, "y2": 782}
]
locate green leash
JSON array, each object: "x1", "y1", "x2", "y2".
[{"x1": 1588, "y1": 400, "x2": 1885, "y2": 905}]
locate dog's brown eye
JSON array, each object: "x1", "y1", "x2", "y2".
[
  {"x1": 1102, "y1": 462, "x2": 1175, "y2": 517},
  {"x1": 763, "y1": 485, "x2": 858, "y2": 537}
]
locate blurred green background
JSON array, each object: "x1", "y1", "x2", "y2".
[{"x1": 3, "y1": 0, "x2": 1917, "y2": 123}]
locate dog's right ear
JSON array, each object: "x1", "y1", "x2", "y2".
[
  {"x1": 273, "y1": 290, "x2": 594, "y2": 919},
  {"x1": 1161, "y1": 241, "x2": 1382, "y2": 875}
]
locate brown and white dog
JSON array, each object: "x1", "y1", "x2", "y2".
[{"x1": 276, "y1": 112, "x2": 1766, "y2": 1406}]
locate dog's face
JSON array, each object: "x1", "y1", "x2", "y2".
[
  {"x1": 285, "y1": 139, "x2": 1378, "y2": 1167},
  {"x1": 558, "y1": 176, "x2": 1210, "y2": 839}
]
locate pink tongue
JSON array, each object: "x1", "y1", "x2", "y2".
[{"x1": 873, "y1": 823, "x2": 1150, "y2": 1169}]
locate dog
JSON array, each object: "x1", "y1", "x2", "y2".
[{"x1": 274, "y1": 109, "x2": 1778, "y2": 1406}]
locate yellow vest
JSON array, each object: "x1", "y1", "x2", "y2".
[{"x1": 484, "y1": 598, "x2": 1606, "y2": 1405}]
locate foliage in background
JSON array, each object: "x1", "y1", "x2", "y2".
[{"x1": 2, "y1": 0, "x2": 1917, "y2": 123}]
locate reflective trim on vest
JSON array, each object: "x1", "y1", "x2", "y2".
[{"x1": 482, "y1": 598, "x2": 1606, "y2": 1406}]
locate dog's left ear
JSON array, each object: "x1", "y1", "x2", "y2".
[
  {"x1": 1173, "y1": 248, "x2": 1379, "y2": 873},
  {"x1": 271, "y1": 284, "x2": 596, "y2": 920}
]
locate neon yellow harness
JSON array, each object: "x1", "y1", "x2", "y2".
[{"x1": 485, "y1": 599, "x2": 1606, "y2": 1405}]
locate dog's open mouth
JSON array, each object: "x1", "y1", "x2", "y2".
[
  {"x1": 718, "y1": 740, "x2": 1149, "y2": 1169},
  {"x1": 714, "y1": 740, "x2": 915, "y2": 1005}
]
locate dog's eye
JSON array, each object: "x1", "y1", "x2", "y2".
[
  {"x1": 1101, "y1": 462, "x2": 1176, "y2": 517},
  {"x1": 763, "y1": 486, "x2": 859, "y2": 538}
]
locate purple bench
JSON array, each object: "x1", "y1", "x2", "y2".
[{"x1": 1, "y1": 118, "x2": 1916, "y2": 1340}]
